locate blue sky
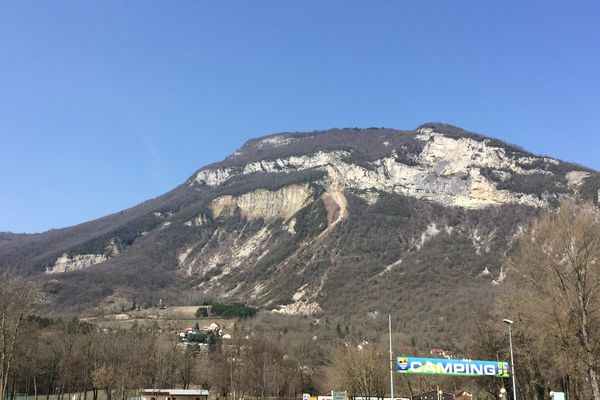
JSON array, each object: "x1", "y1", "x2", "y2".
[{"x1": 1, "y1": 1, "x2": 599, "y2": 233}]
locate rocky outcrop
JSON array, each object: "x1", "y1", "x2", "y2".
[
  {"x1": 178, "y1": 225, "x2": 273, "y2": 279},
  {"x1": 184, "y1": 213, "x2": 209, "y2": 227},
  {"x1": 194, "y1": 151, "x2": 346, "y2": 187},
  {"x1": 210, "y1": 183, "x2": 315, "y2": 221},
  {"x1": 45, "y1": 238, "x2": 121, "y2": 274},
  {"x1": 192, "y1": 127, "x2": 566, "y2": 210},
  {"x1": 46, "y1": 253, "x2": 110, "y2": 274},
  {"x1": 415, "y1": 128, "x2": 557, "y2": 176},
  {"x1": 566, "y1": 170, "x2": 592, "y2": 187}
]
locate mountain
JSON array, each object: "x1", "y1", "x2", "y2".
[{"x1": 2, "y1": 123, "x2": 599, "y2": 335}]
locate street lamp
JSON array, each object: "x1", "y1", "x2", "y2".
[{"x1": 503, "y1": 319, "x2": 517, "y2": 400}]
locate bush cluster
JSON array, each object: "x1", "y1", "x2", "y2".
[{"x1": 209, "y1": 302, "x2": 257, "y2": 318}]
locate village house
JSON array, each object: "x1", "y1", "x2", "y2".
[
  {"x1": 454, "y1": 391, "x2": 475, "y2": 400},
  {"x1": 429, "y1": 348, "x2": 453, "y2": 358},
  {"x1": 202, "y1": 322, "x2": 219, "y2": 332}
]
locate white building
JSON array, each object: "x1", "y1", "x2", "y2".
[{"x1": 140, "y1": 389, "x2": 209, "y2": 400}]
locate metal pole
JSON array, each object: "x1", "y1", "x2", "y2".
[
  {"x1": 389, "y1": 314, "x2": 395, "y2": 400},
  {"x1": 508, "y1": 324, "x2": 517, "y2": 400}
]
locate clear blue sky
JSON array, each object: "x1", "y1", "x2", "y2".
[{"x1": 1, "y1": 1, "x2": 599, "y2": 233}]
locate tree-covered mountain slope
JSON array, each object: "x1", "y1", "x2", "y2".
[{"x1": 2, "y1": 123, "x2": 599, "y2": 335}]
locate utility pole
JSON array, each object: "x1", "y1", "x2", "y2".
[
  {"x1": 389, "y1": 314, "x2": 395, "y2": 400},
  {"x1": 503, "y1": 319, "x2": 517, "y2": 400}
]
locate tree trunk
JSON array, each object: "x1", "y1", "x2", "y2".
[
  {"x1": 404, "y1": 376, "x2": 414, "y2": 398},
  {"x1": 261, "y1": 359, "x2": 266, "y2": 400},
  {"x1": 588, "y1": 368, "x2": 600, "y2": 400},
  {"x1": 577, "y1": 275, "x2": 600, "y2": 400},
  {"x1": 83, "y1": 363, "x2": 88, "y2": 400},
  {"x1": 10, "y1": 379, "x2": 16, "y2": 400},
  {"x1": 60, "y1": 380, "x2": 66, "y2": 400}
]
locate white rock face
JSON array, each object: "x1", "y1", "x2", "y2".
[
  {"x1": 271, "y1": 301, "x2": 323, "y2": 316},
  {"x1": 178, "y1": 246, "x2": 194, "y2": 265},
  {"x1": 566, "y1": 171, "x2": 591, "y2": 187},
  {"x1": 284, "y1": 217, "x2": 297, "y2": 234},
  {"x1": 255, "y1": 135, "x2": 298, "y2": 149},
  {"x1": 416, "y1": 128, "x2": 555, "y2": 175},
  {"x1": 292, "y1": 284, "x2": 308, "y2": 301},
  {"x1": 179, "y1": 226, "x2": 272, "y2": 278},
  {"x1": 210, "y1": 183, "x2": 315, "y2": 221},
  {"x1": 184, "y1": 213, "x2": 208, "y2": 227},
  {"x1": 492, "y1": 266, "x2": 507, "y2": 285},
  {"x1": 191, "y1": 128, "x2": 561, "y2": 209},
  {"x1": 47, "y1": 253, "x2": 109, "y2": 274},
  {"x1": 471, "y1": 228, "x2": 496, "y2": 255},
  {"x1": 319, "y1": 189, "x2": 348, "y2": 237},
  {"x1": 193, "y1": 150, "x2": 349, "y2": 187},
  {"x1": 413, "y1": 223, "x2": 441, "y2": 250},
  {"x1": 46, "y1": 239, "x2": 121, "y2": 274}
]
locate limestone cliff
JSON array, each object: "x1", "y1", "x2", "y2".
[
  {"x1": 192, "y1": 126, "x2": 580, "y2": 210},
  {"x1": 210, "y1": 183, "x2": 315, "y2": 221},
  {"x1": 45, "y1": 238, "x2": 122, "y2": 274}
]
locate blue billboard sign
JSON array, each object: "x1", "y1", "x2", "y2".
[{"x1": 396, "y1": 356, "x2": 509, "y2": 377}]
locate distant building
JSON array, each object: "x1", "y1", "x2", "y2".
[
  {"x1": 139, "y1": 389, "x2": 208, "y2": 400},
  {"x1": 202, "y1": 322, "x2": 219, "y2": 332},
  {"x1": 429, "y1": 348, "x2": 455, "y2": 358},
  {"x1": 429, "y1": 349, "x2": 447, "y2": 357},
  {"x1": 455, "y1": 391, "x2": 475, "y2": 400}
]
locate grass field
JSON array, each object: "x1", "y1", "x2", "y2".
[
  {"x1": 81, "y1": 306, "x2": 234, "y2": 332},
  {"x1": 12, "y1": 392, "x2": 110, "y2": 400}
]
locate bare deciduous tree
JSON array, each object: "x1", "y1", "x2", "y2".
[
  {"x1": 511, "y1": 202, "x2": 600, "y2": 400},
  {"x1": 326, "y1": 344, "x2": 387, "y2": 400},
  {"x1": 0, "y1": 273, "x2": 38, "y2": 400}
]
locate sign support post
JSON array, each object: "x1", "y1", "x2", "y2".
[{"x1": 388, "y1": 315, "x2": 394, "y2": 400}]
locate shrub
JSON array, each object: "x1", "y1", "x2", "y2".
[
  {"x1": 210, "y1": 302, "x2": 257, "y2": 318},
  {"x1": 195, "y1": 307, "x2": 209, "y2": 318}
]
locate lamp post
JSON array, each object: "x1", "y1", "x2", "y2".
[{"x1": 503, "y1": 319, "x2": 517, "y2": 400}]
